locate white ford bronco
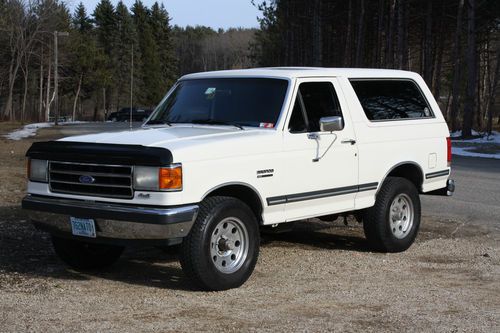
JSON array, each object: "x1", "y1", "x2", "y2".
[{"x1": 23, "y1": 68, "x2": 454, "y2": 290}]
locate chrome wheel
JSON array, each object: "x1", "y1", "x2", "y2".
[
  {"x1": 389, "y1": 193, "x2": 414, "y2": 239},
  {"x1": 209, "y1": 217, "x2": 249, "y2": 274}
]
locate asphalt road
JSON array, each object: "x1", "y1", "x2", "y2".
[
  {"x1": 422, "y1": 155, "x2": 500, "y2": 232},
  {"x1": 58, "y1": 122, "x2": 499, "y2": 231}
]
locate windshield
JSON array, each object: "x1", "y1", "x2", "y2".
[{"x1": 146, "y1": 78, "x2": 289, "y2": 128}]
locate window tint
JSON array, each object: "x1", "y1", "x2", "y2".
[
  {"x1": 350, "y1": 79, "x2": 433, "y2": 121},
  {"x1": 288, "y1": 82, "x2": 343, "y2": 133},
  {"x1": 148, "y1": 78, "x2": 288, "y2": 128}
]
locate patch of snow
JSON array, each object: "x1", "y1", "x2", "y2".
[
  {"x1": 450, "y1": 130, "x2": 500, "y2": 143},
  {"x1": 452, "y1": 146, "x2": 500, "y2": 160},
  {"x1": 450, "y1": 129, "x2": 481, "y2": 138},
  {"x1": 5, "y1": 123, "x2": 53, "y2": 140},
  {"x1": 4, "y1": 121, "x2": 89, "y2": 141}
]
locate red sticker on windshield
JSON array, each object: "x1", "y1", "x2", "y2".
[{"x1": 260, "y1": 123, "x2": 274, "y2": 128}]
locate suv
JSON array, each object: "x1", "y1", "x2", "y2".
[{"x1": 23, "y1": 68, "x2": 454, "y2": 291}]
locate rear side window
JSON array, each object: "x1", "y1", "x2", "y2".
[{"x1": 349, "y1": 79, "x2": 433, "y2": 121}]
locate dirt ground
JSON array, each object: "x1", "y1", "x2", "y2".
[{"x1": 0, "y1": 123, "x2": 499, "y2": 332}]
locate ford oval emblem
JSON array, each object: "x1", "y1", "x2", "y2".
[{"x1": 79, "y1": 175, "x2": 95, "y2": 184}]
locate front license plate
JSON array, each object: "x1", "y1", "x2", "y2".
[{"x1": 70, "y1": 217, "x2": 96, "y2": 238}]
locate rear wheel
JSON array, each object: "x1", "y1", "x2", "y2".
[
  {"x1": 52, "y1": 236, "x2": 124, "y2": 270},
  {"x1": 363, "y1": 177, "x2": 421, "y2": 252},
  {"x1": 180, "y1": 196, "x2": 259, "y2": 291}
]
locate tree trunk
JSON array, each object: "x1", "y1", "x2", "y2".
[
  {"x1": 450, "y1": 0, "x2": 464, "y2": 132},
  {"x1": 423, "y1": 0, "x2": 434, "y2": 87},
  {"x1": 21, "y1": 65, "x2": 29, "y2": 124},
  {"x1": 461, "y1": 0, "x2": 476, "y2": 138},
  {"x1": 72, "y1": 73, "x2": 83, "y2": 121},
  {"x1": 4, "y1": 55, "x2": 21, "y2": 121},
  {"x1": 45, "y1": 53, "x2": 52, "y2": 122},
  {"x1": 344, "y1": 0, "x2": 353, "y2": 67},
  {"x1": 385, "y1": 0, "x2": 396, "y2": 68},
  {"x1": 311, "y1": 0, "x2": 322, "y2": 66},
  {"x1": 486, "y1": 44, "x2": 500, "y2": 135},
  {"x1": 38, "y1": 53, "x2": 44, "y2": 123},
  {"x1": 397, "y1": 0, "x2": 404, "y2": 69},
  {"x1": 354, "y1": 0, "x2": 365, "y2": 67},
  {"x1": 375, "y1": 0, "x2": 385, "y2": 67}
]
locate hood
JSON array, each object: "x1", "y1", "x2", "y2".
[{"x1": 60, "y1": 124, "x2": 280, "y2": 162}]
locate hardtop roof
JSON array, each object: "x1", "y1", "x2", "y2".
[{"x1": 181, "y1": 67, "x2": 421, "y2": 81}]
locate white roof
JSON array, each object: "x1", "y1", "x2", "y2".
[{"x1": 181, "y1": 67, "x2": 421, "y2": 80}]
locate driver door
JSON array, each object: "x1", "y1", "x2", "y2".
[{"x1": 278, "y1": 78, "x2": 359, "y2": 221}]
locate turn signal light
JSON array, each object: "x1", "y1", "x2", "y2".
[{"x1": 159, "y1": 166, "x2": 182, "y2": 190}]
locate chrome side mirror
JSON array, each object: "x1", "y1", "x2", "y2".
[{"x1": 319, "y1": 116, "x2": 344, "y2": 132}]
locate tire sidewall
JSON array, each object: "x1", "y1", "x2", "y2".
[
  {"x1": 381, "y1": 179, "x2": 421, "y2": 250},
  {"x1": 194, "y1": 199, "x2": 259, "y2": 290}
]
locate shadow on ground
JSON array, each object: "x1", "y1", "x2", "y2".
[{"x1": 0, "y1": 205, "x2": 484, "y2": 290}]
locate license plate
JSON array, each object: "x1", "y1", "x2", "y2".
[{"x1": 70, "y1": 217, "x2": 96, "y2": 238}]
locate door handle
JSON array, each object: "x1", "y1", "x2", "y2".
[{"x1": 341, "y1": 139, "x2": 356, "y2": 145}]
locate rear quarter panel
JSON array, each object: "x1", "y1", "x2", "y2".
[{"x1": 337, "y1": 74, "x2": 450, "y2": 209}]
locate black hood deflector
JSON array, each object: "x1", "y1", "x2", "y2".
[{"x1": 26, "y1": 141, "x2": 173, "y2": 166}]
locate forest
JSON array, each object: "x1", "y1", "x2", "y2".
[
  {"x1": 253, "y1": 0, "x2": 500, "y2": 136},
  {"x1": 0, "y1": 0, "x2": 255, "y2": 123},
  {"x1": 0, "y1": 0, "x2": 499, "y2": 137}
]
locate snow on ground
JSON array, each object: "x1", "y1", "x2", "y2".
[
  {"x1": 452, "y1": 146, "x2": 500, "y2": 160},
  {"x1": 4, "y1": 121, "x2": 87, "y2": 141},
  {"x1": 450, "y1": 130, "x2": 500, "y2": 143},
  {"x1": 450, "y1": 130, "x2": 500, "y2": 159},
  {"x1": 5, "y1": 123, "x2": 54, "y2": 140}
]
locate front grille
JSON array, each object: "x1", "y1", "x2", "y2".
[{"x1": 49, "y1": 161, "x2": 133, "y2": 199}]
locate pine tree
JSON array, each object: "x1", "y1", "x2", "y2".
[
  {"x1": 132, "y1": 0, "x2": 162, "y2": 107},
  {"x1": 150, "y1": 2, "x2": 177, "y2": 90},
  {"x1": 93, "y1": 0, "x2": 116, "y2": 114},
  {"x1": 114, "y1": 1, "x2": 139, "y2": 110}
]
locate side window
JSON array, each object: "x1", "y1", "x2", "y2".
[
  {"x1": 349, "y1": 79, "x2": 434, "y2": 121},
  {"x1": 288, "y1": 82, "x2": 343, "y2": 133}
]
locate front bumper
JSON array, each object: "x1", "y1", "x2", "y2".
[{"x1": 22, "y1": 195, "x2": 199, "y2": 242}]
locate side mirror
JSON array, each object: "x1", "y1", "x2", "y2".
[{"x1": 319, "y1": 116, "x2": 344, "y2": 132}]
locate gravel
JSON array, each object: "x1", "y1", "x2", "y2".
[{"x1": 0, "y1": 124, "x2": 499, "y2": 332}]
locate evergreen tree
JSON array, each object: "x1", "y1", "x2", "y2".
[
  {"x1": 114, "y1": 1, "x2": 140, "y2": 110},
  {"x1": 73, "y1": 2, "x2": 92, "y2": 33},
  {"x1": 132, "y1": 0, "x2": 162, "y2": 106},
  {"x1": 68, "y1": 2, "x2": 100, "y2": 120},
  {"x1": 93, "y1": 0, "x2": 116, "y2": 113},
  {"x1": 150, "y1": 2, "x2": 177, "y2": 89}
]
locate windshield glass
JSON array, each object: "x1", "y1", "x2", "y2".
[{"x1": 146, "y1": 78, "x2": 289, "y2": 128}]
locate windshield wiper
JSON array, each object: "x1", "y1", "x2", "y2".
[
  {"x1": 146, "y1": 119, "x2": 172, "y2": 126},
  {"x1": 191, "y1": 119, "x2": 244, "y2": 130}
]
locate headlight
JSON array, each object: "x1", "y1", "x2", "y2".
[
  {"x1": 134, "y1": 165, "x2": 182, "y2": 191},
  {"x1": 28, "y1": 159, "x2": 48, "y2": 182}
]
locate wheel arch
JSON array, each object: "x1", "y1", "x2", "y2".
[
  {"x1": 201, "y1": 182, "x2": 265, "y2": 223},
  {"x1": 378, "y1": 161, "x2": 425, "y2": 193}
]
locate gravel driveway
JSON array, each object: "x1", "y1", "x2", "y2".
[{"x1": 0, "y1": 123, "x2": 499, "y2": 332}]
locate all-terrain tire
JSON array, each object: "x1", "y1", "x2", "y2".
[
  {"x1": 363, "y1": 177, "x2": 421, "y2": 252},
  {"x1": 52, "y1": 236, "x2": 124, "y2": 270},
  {"x1": 180, "y1": 196, "x2": 260, "y2": 291}
]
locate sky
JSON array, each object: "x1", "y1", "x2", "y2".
[{"x1": 68, "y1": 0, "x2": 261, "y2": 30}]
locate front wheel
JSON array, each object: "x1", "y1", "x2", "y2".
[
  {"x1": 52, "y1": 236, "x2": 124, "y2": 270},
  {"x1": 180, "y1": 196, "x2": 259, "y2": 291},
  {"x1": 363, "y1": 177, "x2": 421, "y2": 252}
]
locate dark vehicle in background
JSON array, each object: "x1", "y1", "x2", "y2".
[{"x1": 107, "y1": 108, "x2": 152, "y2": 122}]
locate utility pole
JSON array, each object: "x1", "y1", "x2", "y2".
[
  {"x1": 130, "y1": 43, "x2": 134, "y2": 129},
  {"x1": 53, "y1": 31, "x2": 69, "y2": 125}
]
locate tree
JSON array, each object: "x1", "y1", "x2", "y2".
[{"x1": 461, "y1": 0, "x2": 477, "y2": 138}]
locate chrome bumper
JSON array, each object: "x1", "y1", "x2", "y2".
[{"x1": 22, "y1": 195, "x2": 199, "y2": 241}]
